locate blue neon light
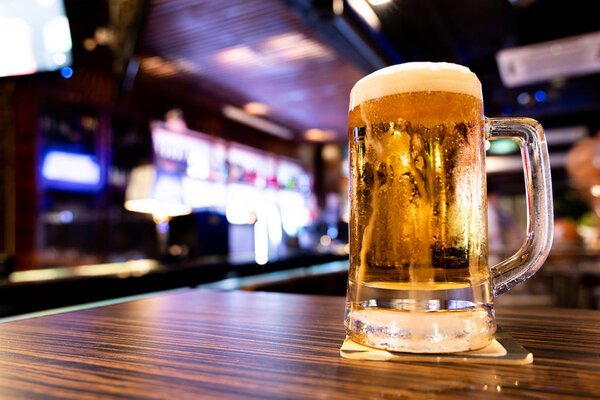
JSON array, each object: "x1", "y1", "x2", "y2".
[
  {"x1": 534, "y1": 90, "x2": 547, "y2": 102},
  {"x1": 60, "y1": 66, "x2": 73, "y2": 78}
]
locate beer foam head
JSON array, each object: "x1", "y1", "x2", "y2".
[{"x1": 349, "y1": 62, "x2": 482, "y2": 110}]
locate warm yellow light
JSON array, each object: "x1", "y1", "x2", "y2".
[
  {"x1": 9, "y1": 259, "x2": 159, "y2": 283},
  {"x1": 216, "y1": 45, "x2": 257, "y2": 65},
  {"x1": 140, "y1": 56, "x2": 177, "y2": 77},
  {"x1": 83, "y1": 38, "x2": 97, "y2": 51},
  {"x1": 322, "y1": 144, "x2": 341, "y2": 161},
  {"x1": 169, "y1": 245, "x2": 182, "y2": 256},
  {"x1": 94, "y1": 27, "x2": 113, "y2": 45},
  {"x1": 304, "y1": 128, "x2": 336, "y2": 142},
  {"x1": 244, "y1": 102, "x2": 270, "y2": 116},
  {"x1": 262, "y1": 32, "x2": 334, "y2": 62},
  {"x1": 124, "y1": 199, "x2": 191, "y2": 218},
  {"x1": 368, "y1": 0, "x2": 391, "y2": 5},
  {"x1": 591, "y1": 185, "x2": 600, "y2": 197}
]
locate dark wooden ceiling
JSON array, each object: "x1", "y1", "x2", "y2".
[
  {"x1": 133, "y1": 0, "x2": 600, "y2": 193},
  {"x1": 137, "y1": 0, "x2": 600, "y2": 143},
  {"x1": 138, "y1": 0, "x2": 365, "y2": 140}
]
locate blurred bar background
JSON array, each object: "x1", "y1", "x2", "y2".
[{"x1": 1, "y1": 0, "x2": 600, "y2": 316}]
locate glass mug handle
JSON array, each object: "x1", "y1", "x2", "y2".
[{"x1": 485, "y1": 117, "x2": 554, "y2": 296}]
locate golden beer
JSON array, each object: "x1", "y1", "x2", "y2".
[{"x1": 345, "y1": 63, "x2": 495, "y2": 352}]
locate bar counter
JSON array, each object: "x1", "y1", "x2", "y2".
[
  {"x1": 0, "y1": 290, "x2": 599, "y2": 399},
  {"x1": 0, "y1": 252, "x2": 348, "y2": 317}
]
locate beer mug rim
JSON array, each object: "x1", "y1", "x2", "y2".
[{"x1": 349, "y1": 62, "x2": 483, "y2": 111}]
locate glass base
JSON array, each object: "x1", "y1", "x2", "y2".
[{"x1": 345, "y1": 307, "x2": 496, "y2": 353}]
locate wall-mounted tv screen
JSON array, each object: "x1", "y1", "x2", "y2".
[
  {"x1": 0, "y1": 0, "x2": 72, "y2": 78},
  {"x1": 41, "y1": 150, "x2": 102, "y2": 192}
]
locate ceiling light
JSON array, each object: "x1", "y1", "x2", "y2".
[
  {"x1": 347, "y1": 0, "x2": 381, "y2": 30},
  {"x1": 173, "y1": 57, "x2": 201, "y2": 74},
  {"x1": 368, "y1": 0, "x2": 391, "y2": 5},
  {"x1": 216, "y1": 45, "x2": 258, "y2": 65},
  {"x1": 222, "y1": 105, "x2": 294, "y2": 140},
  {"x1": 333, "y1": 0, "x2": 344, "y2": 14},
  {"x1": 305, "y1": 129, "x2": 336, "y2": 142},
  {"x1": 261, "y1": 33, "x2": 334, "y2": 62},
  {"x1": 244, "y1": 102, "x2": 270, "y2": 116},
  {"x1": 140, "y1": 56, "x2": 177, "y2": 77}
]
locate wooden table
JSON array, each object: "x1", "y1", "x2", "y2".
[{"x1": 0, "y1": 290, "x2": 599, "y2": 399}]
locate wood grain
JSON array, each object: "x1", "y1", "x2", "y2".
[{"x1": 0, "y1": 290, "x2": 599, "y2": 399}]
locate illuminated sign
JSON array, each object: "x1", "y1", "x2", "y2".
[{"x1": 41, "y1": 150, "x2": 102, "y2": 191}]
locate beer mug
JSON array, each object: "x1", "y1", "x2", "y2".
[{"x1": 345, "y1": 62, "x2": 553, "y2": 353}]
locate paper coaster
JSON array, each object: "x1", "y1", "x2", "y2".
[{"x1": 340, "y1": 327, "x2": 533, "y2": 365}]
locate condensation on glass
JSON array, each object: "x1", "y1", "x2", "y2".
[{"x1": 345, "y1": 62, "x2": 553, "y2": 353}]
